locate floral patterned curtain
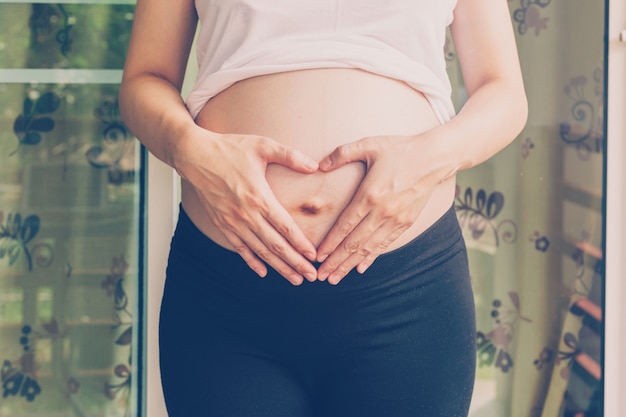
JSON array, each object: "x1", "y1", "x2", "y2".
[
  {"x1": 448, "y1": 1, "x2": 605, "y2": 416},
  {"x1": 0, "y1": 3, "x2": 140, "y2": 417}
]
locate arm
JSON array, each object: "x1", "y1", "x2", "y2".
[
  {"x1": 315, "y1": 0, "x2": 528, "y2": 284},
  {"x1": 119, "y1": 0, "x2": 319, "y2": 285}
]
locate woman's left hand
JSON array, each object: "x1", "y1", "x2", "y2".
[{"x1": 315, "y1": 133, "x2": 447, "y2": 285}]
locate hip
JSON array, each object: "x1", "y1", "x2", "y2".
[
  {"x1": 164, "y1": 203, "x2": 470, "y2": 309},
  {"x1": 162, "y1": 203, "x2": 474, "y2": 356}
]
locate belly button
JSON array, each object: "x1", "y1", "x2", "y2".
[{"x1": 299, "y1": 203, "x2": 321, "y2": 216}]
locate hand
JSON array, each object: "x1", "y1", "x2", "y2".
[
  {"x1": 175, "y1": 130, "x2": 319, "y2": 285},
  {"x1": 316, "y1": 134, "x2": 447, "y2": 285}
]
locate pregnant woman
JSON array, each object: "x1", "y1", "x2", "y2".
[{"x1": 120, "y1": 0, "x2": 527, "y2": 416}]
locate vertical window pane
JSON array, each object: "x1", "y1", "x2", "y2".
[{"x1": 0, "y1": 3, "x2": 141, "y2": 417}]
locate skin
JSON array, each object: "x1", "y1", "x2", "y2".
[{"x1": 119, "y1": 0, "x2": 528, "y2": 285}]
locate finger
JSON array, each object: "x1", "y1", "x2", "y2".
[
  {"x1": 204, "y1": 204, "x2": 271, "y2": 278},
  {"x1": 218, "y1": 227, "x2": 268, "y2": 278},
  {"x1": 356, "y1": 225, "x2": 410, "y2": 274},
  {"x1": 318, "y1": 214, "x2": 387, "y2": 285},
  {"x1": 318, "y1": 196, "x2": 417, "y2": 282},
  {"x1": 264, "y1": 196, "x2": 318, "y2": 262},
  {"x1": 317, "y1": 211, "x2": 379, "y2": 282},
  {"x1": 326, "y1": 253, "x2": 361, "y2": 285},
  {"x1": 209, "y1": 195, "x2": 316, "y2": 284},
  {"x1": 234, "y1": 225, "x2": 308, "y2": 286},
  {"x1": 316, "y1": 181, "x2": 377, "y2": 262},
  {"x1": 319, "y1": 138, "x2": 376, "y2": 172},
  {"x1": 219, "y1": 174, "x2": 319, "y2": 262},
  {"x1": 247, "y1": 238, "x2": 308, "y2": 286},
  {"x1": 323, "y1": 220, "x2": 409, "y2": 285},
  {"x1": 316, "y1": 203, "x2": 367, "y2": 264},
  {"x1": 246, "y1": 207, "x2": 319, "y2": 282},
  {"x1": 351, "y1": 199, "x2": 418, "y2": 274},
  {"x1": 258, "y1": 139, "x2": 319, "y2": 173},
  {"x1": 243, "y1": 220, "x2": 318, "y2": 284}
]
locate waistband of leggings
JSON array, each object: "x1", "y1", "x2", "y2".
[{"x1": 170, "y1": 203, "x2": 463, "y2": 279}]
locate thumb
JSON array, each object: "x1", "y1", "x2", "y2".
[
  {"x1": 262, "y1": 141, "x2": 319, "y2": 174},
  {"x1": 319, "y1": 140, "x2": 368, "y2": 172}
]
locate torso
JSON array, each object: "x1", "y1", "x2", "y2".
[{"x1": 184, "y1": 68, "x2": 456, "y2": 252}]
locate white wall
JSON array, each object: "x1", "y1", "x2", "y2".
[
  {"x1": 604, "y1": 0, "x2": 626, "y2": 416},
  {"x1": 145, "y1": 155, "x2": 177, "y2": 417}
]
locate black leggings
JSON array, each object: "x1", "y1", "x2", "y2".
[{"x1": 159, "y1": 205, "x2": 476, "y2": 417}]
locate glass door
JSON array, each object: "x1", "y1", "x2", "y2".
[{"x1": 0, "y1": 2, "x2": 143, "y2": 416}]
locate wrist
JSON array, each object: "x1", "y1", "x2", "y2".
[
  {"x1": 168, "y1": 124, "x2": 220, "y2": 179},
  {"x1": 409, "y1": 128, "x2": 468, "y2": 184}
]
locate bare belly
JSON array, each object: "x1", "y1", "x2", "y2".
[{"x1": 185, "y1": 68, "x2": 456, "y2": 251}]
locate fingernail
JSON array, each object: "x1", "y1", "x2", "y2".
[
  {"x1": 318, "y1": 253, "x2": 328, "y2": 262},
  {"x1": 304, "y1": 272, "x2": 317, "y2": 282},
  {"x1": 305, "y1": 252, "x2": 317, "y2": 261},
  {"x1": 357, "y1": 263, "x2": 369, "y2": 274},
  {"x1": 328, "y1": 274, "x2": 340, "y2": 285},
  {"x1": 290, "y1": 275, "x2": 304, "y2": 285},
  {"x1": 318, "y1": 271, "x2": 329, "y2": 281},
  {"x1": 304, "y1": 160, "x2": 318, "y2": 170}
]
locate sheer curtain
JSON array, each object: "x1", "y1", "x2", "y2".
[
  {"x1": 0, "y1": 3, "x2": 141, "y2": 417},
  {"x1": 448, "y1": 1, "x2": 606, "y2": 416}
]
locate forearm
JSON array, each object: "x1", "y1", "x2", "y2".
[
  {"x1": 426, "y1": 77, "x2": 528, "y2": 180},
  {"x1": 119, "y1": 73, "x2": 210, "y2": 172},
  {"x1": 435, "y1": 0, "x2": 528, "y2": 178}
]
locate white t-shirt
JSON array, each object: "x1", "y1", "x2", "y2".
[{"x1": 186, "y1": 0, "x2": 458, "y2": 124}]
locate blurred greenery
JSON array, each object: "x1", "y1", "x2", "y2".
[
  {"x1": 0, "y1": 3, "x2": 134, "y2": 69},
  {"x1": 0, "y1": 288, "x2": 24, "y2": 323}
]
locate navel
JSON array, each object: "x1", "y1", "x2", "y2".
[{"x1": 299, "y1": 203, "x2": 321, "y2": 216}]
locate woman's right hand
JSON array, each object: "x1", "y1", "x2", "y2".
[
  {"x1": 118, "y1": 0, "x2": 321, "y2": 284},
  {"x1": 173, "y1": 127, "x2": 319, "y2": 285}
]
